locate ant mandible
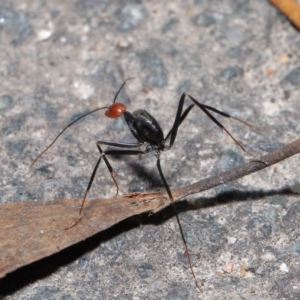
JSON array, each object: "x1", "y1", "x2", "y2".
[{"x1": 31, "y1": 78, "x2": 251, "y2": 292}]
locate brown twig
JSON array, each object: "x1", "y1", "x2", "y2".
[
  {"x1": 170, "y1": 138, "x2": 300, "y2": 202},
  {"x1": 1, "y1": 138, "x2": 300, "y2": 279}
]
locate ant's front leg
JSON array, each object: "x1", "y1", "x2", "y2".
[{"x1": 167, "y1": 92, "x2": 251, "y2": 152}]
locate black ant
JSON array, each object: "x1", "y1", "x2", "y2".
[{"x1": 31, "y1": 78, "x2": 251, "y2": 292}]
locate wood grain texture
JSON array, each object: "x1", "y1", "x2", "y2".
[
  {"x1": 1, "y1": 138, "x2": 300, "y2": 280},
  {"x1": 0, "y1": 193, "x2": 168, "y2": 279}
]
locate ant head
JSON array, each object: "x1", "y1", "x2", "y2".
[
  {"x1": 104, "y1": 77, "x2": 133, "y2": 119},
  {"x1": 105, "y1": 103, "x2": 126, "y2": 118}
]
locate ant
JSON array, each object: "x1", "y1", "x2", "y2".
[{"x1": 31, "y1": 78, "x2": 251, "y2": 292}]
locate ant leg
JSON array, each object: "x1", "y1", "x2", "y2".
[
  {"x1": 167, "y1": 93, "x2": 192, "y2": 148},
  {"x1": 79, "y1": 154, "x2": 103, "y2": 215},
  {"x1": 98, "y1": 145, "x2": 151, "y2": 197},
  {"x1": 185, "y1": 94, "x2": 249, "y2": 151},
  {"x1": 79, "y1": 141, "x2": 147, "y2": 215},
  {"x1": 96, "y1": 143, "x2": 122, "y2": 199},
  {"x1": 156, "y1": 153, "x2": 202, "y2": 292},
  {"x1": 168, "y1": 92, "x2": 250, "y2": 152},
  {"x1": 165, "y1": 103, "x2": 195, "y2": 141},
  {"x1": 112, "y1": 77, "x2": 135, "y2": 103},
  {"x1": 185, "y1": 95, "x2": 268, "y2": 164}
]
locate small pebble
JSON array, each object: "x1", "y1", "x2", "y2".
[
  {"x1": 224, "y1": 260, "x2": 235, "y2": 273},
  {"x1": 279, "y1": 263, "x2": 289, "y2": 273}
]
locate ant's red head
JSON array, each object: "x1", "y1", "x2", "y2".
[
  {"x1": 30, "y1": 79, "x2": 131, "y2": 169},
  {"x1": 105, "y1": 103, "x2": 126, "y2": 118},
  {"x1": 104, "y1": 77, "x2": 134, "y2": 119}
]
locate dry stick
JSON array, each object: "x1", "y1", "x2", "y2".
[
  {"x1": 1, "y1": 138, "x2": 300, "y2": 280},
  {"x1": 159, "y1": 137, "x2": 300, "y2": 208}
]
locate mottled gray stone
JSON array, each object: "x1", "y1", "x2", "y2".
[
  {"x1": 0, "y1": 6, "x2": 32, "y2": 44},
  {"x1": 217, "y1": 66, "x2": 244, "y2": 82},
  {"x1": 283, "y1": 66, "x2": 300, "y2": 86},
  {"x1": 165, "y1": 285, "x2": 189, "y2": 300},
  {"x1": 217, "y1": 149, "x2": 244, "y2": 170},
  {"x1": 116, "y1": 3, "x2": 148, "y2": 32},
  {"x1": 162, "y1": 18, "x2": 179, "y2": 33},
  {"x1": 2, "y1": 114, "x2": 26, "y2": 135},
  {"x1": 137, "y1": 262, "x2": 154, "y2": 278},
  {"x1": 0, "y1": 94, "x2": 14, "y2": 110},
  {"x1": 137, "y1": 50, "x2": 168, "y2": 87},
  {"x1": 1, "y1": 1, "x2": 300, "y2": 299},
  {"x1": 192, "y1": 12, "x2": 220, "y2": 27}
]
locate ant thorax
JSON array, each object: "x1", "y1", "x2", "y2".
[{"x1": 127, "y1": 109, "x2": 165, "y2": 148}]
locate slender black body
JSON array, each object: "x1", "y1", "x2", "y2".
[
  {"x1": 83, "y1": 92, "x2": 248, "y2": 292},
  {"x1": 32, "y1": 79, "x2": 250, "y2": 292},
  {"x1": 88, "y1": 92, "x2": 247, "y2": 202}
]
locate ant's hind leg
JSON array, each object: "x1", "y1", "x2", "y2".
[
  {"x1": 95, "y1": 140, "x2": 142, "y2": 199},
  {"x1": 79, "y1": 154, "x2": 103, "y2": 215},
  {"x1": 79, "y1": 140, "x2": 146, "y2": 216},
  {"x1": 96, "y1": 144, "x2": 120, "y2": 198}
]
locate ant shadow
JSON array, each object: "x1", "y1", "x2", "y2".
[
  {"x1": 125, "y1": 161, "x2": 165, "y2": 191},
  {"x1": 0, "y1": 184, "x2": 293, "y2": 295},
  {"x1": 106, "y1": 150, "x2": 183, "y2": 192}
]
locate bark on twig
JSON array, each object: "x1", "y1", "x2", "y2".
[{"x1": 1, "y1": 138, "x2": 300, "y2": 279}]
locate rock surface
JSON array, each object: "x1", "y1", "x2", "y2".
[{"x1": 1, "y1": 1, "x2": 300, "y2": 299}]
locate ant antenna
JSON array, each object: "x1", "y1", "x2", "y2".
[
  {"x1": 30, "y1": 107, "x2": 108, "y2": 168},
  {"x1": 113, "y1": 77, "x2": 135, "y2": 103},
  {"x1": 30, "y1": 78, "x2": 134, "y2": 168}
]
